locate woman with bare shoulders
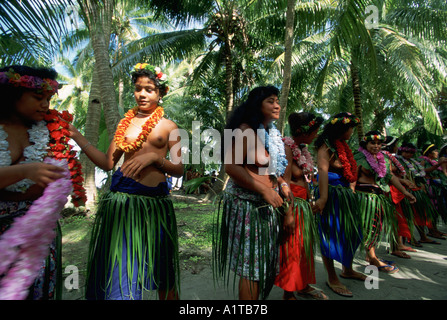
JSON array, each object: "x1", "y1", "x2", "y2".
[
  {"x1": 274, "y1": 112, "x2": 328, "y2": 300},
  {"x1": 0, "y1": 65, "x2": 66, "y2": 299},
  {"x1": 313, "y1": 112, "x2": 364, "y2": 298},
  {"x1": 67, "y1": 63, "x2": 183, "y2": 300},
  {"x1": 213, "y1": 86, "x2": 291, "y2": 300},
  {"x1": 355, "y1": 131, "x2": 416, "y2": 275}
]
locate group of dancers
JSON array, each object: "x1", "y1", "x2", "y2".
[{"x1": 0, "y1": 64, "x2": 446, "y2": 300}]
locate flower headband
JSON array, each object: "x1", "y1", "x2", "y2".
[
  {"x1": 330, "y1": 113, "x2": 360, "y2": 125},
  {"x1": 299, "y1": 116, "x2": 323, "y2": 133},
  {"x1": 363, "y1": 134, "x2": 385, "y2": 142},
  {"x1": 133, "y1": 63, "x2": 168, "y2": 83},
  {"x1": 0, "y1": 68, "x2": 59, "y2": 94},
  {"x1": 398, "y1": 146, "x2": 416, "y2": 153}
]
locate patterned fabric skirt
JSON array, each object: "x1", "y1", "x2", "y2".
[
  {"x1": 212, "y1": 180, "x2": 281, "y2": 300},
  {"x1": 274, "y1": 184, "x2": 316, "y2": 292},
  {"x1": 315, "y1": 173, "x2": 362, "y2": 268},
  {"x1": 0, "y1": 200, "x2": 62, "y2": 300},
  {"x1": 85, "y1": 169, "x2": 179, "y2": 300}
]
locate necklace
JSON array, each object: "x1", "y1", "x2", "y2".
[
  {"x1": 419, "y1": 155, "x2": 442, "y2": 171},
  {"x1": 397, "y1": 155, "x2": 425, "y2": 177},
  {"x1": 334, "y1": 139, "x2": 357, "y2": 183},
  {"x1": 282, "y1": 136, "x2": 314, "y2": 176},
  {"x1": 382, "y1": 151, "x2": 406, "y2": 177},
  {"x1": 358, "y1": 147, "x2": 387, "y2": 178},
  {"x1": 114, "y1": 106, "x2": 164, "y2": 152},
  {"x1": 259, "y1": 123, "x2": 288, "y2": 178}
]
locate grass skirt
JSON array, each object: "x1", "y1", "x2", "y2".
[
  {"x1": 315, "y1": 173, "x2": 362, "y2": 268},
  {"x1": 85, "y1": 170, "x2": 179, "y2": 300},
  {"x1": 212, "y1": 180, "x2": 281, "y2": 300}
]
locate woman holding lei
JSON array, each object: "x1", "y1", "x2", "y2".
[
  {"x1": 418, "y1": 143, "x2": 447, "y2": 239},
  {"x1": 313, "y1": 112, "x2": 365, "y2": 297},
  {"x1": 67, "y1": 63, "x2": 183, "y2": 300},
  {"x1": 213, "y1": 86, "x2": 292, "y2": 300},
  {"x1": 0, "y1": 65, "x2": 69, "y2": 299},
  {"x1": 395, "y1": 143, "x2": 439, "y2": 246},
  {"x1": 274, "y1": 112, "x2": 328, "y2": 300},
  {"x1": 381, "y1": 136, "x2": 417, "y2": 259},
  {"x1": 354, "y1": 131, "x2": 416, "y2": 275}
]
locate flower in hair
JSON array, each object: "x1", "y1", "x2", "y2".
[{"x1": 0, "y1": 68, "x2": 58, "y2": 94}]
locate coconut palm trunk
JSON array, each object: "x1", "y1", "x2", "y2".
[
  {"x1": 278, "y1": 0, "x2": 296, "y2": 134},
  {"x1": 351, "y1": 59, "x2": 365, "y2": 142}
]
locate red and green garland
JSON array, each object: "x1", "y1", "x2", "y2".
[
  {"x1": 335, "y1": 139, "x2": 357, "y2": 183},
  {"x1": 44, "y1": 109, "x2": 87, "y2": 207}
]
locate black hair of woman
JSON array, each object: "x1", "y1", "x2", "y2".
[
  {"x1": 225, "y1": 85, "x2": 280, "y2": 131},
  {"x1": 288, "y1": 112, "x2": 323, "y2": 137},
  {"x1": 0, "y1": 65, "x2": 58, "y2": 118},
  {"x1": 382, "y1": 136, "x2": 398, "y2": 152},
  {"x1": 314, "y1": 112, "x2": 360, "y2": 149},
  {"x1": 359, "y1": 130, "x2": 385, "y2": 149},
  {"x1": 131, "y1": 68, "x2": 168, "y2": 97}
]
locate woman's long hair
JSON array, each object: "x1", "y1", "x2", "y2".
[{"x1": 314, "y1": 112, "x2": 359, "y2": 150}]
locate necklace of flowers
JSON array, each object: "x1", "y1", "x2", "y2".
[
  {"x1": 114, "y1": 106, "x2": 164, "y2": 153},
  {"x1": 44, "y1": 109, "x2": 87, "y2": 207},
  {"x1": 358, "y1": 146, "x2": 387, "y2": 178},
  {"x1": 397, "y1": 155, "x2": 426, "y2": 177},
  {"x1": 382, "y1": 150, "x2": 406, "y2": 177},
  {"x1": 259, "y1": 123, "x2": 288, "y2": 178},
  {"x1": 0, "y1": 121, "x2": 49, "y2": 193},
  {"x1": 282, "y1": 136, "x2": 314, "y2": 175},
  {"x1": 419, "y1": 155, "x2": 442, "y2": 171},
  {"x1": 0, "y1": 157, "x2": 72, "y2": 300},
  {"x1": 334, "y1": 139, "x2": 357, "y2": 183}
]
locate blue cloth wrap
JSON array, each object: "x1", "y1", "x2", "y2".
[
  {"x1": 86, "y1": 169, "x2": 175, "y2": 300},
  {"x1": 316, "y1": 172, "x2": 362, "y2": 268}
]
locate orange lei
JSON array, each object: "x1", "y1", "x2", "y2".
[{"x1": 114, "y1": 106, "x2": 164, "y2": 152}]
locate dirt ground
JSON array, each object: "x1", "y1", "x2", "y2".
[{"x1": 60, "y1": 191, "x2": 447, "y2": 301}]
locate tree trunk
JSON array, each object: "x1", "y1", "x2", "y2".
[
  {"x1": 278, "y1": 0, "x2": 296, "y2": 135},
  {"x1": 80, "y1": 71, "x2": 102, "y2": 210},
  {"x1": 351, "y1": 60, "x2": 365, "y2": 142},
  {"x1": 84, "y1": 0, "x2": 121, "y2": 142}
]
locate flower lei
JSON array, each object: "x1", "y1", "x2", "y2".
[
  {"x1": 260, "y1": 123, "x2": 288, "y2": 178},
  {"x1": 44, "y1": 109, "x2": 87, "y2": 207},
  {"x1": 0, "y1": 158, "x2": 72, "y2": 300},
  {"x1": 382, "y1": 150, "x2": 406, "y2": 177},
  {"x1": 397, "y1": 155, "x2": 426, "y2": 177},
  {"x1": 358, "y1": 146, "x2": 387, "y2": 178},
  {"x1": 114, "y1": 106, "x2": 164, "y2": 153},
  {"x1": 330, "y1": 114, "x2": 360, "y2": 125},
  {"x1": 419, "y1": 155, "x2": 442, "y2": 171},
  {"x1": 282, "y1": 136, "x2": 314, "y2": 175},
  {"x1": 334, "y1": 140, "x2": 357, "y2": 183},
  {"x1": 0, "y1": 68, "x2": 58, "y2": 94}
]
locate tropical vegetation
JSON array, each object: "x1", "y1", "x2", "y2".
[{"x1": 1, "y1": 0, "x2": 446, "y2": 207}]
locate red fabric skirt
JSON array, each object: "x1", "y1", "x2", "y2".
[
  {"x1": 390, "y1": 185, "x2": 411, "y2": 238},
  {"x1": 274, "y1": 184, "x2": 315, "y2": 292}
]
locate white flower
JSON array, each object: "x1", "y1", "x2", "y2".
[
  {"x1": 160, "y1": 73, "x2": 167, "y2": 81},
  {"x1": 154, "y1": 67, "x2": 161, "y2": 74}
]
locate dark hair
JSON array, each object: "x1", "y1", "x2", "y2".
[
  {"x1": 359, "y1": 130, "x2": 384, "y2": 149},
  {"x1": 397, "y1": 142, "x2": 417, "y2": 155},
  {"x1": 421, "y1": 143, "x2": 437, "y2": 156},
  {"x1": 0, "y1": 65, "x2": 58, "y2": 118},
  {"x1": 225, "y1": 85, "x2": 280, "y2": 130},
  {"x1": 382, "y1": 135, "x2": 398, "y2": 152},
  {"x1": 440, "y1": 144, "x2": 447, "y2": 157},
  {"x1": 288, "y1": 112, "x2": 323, "y2": 137},
  {"x1": 314, "y1": 112, "x2": 359, "y2": 149},
  {"x1": 131, "y1": 69, "x2": 168, "y2": 97}
]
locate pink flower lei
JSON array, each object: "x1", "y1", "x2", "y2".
[
  {"x1": 382, "y1": 150, "x2": 406, "y2": 177},
  {"x1": 359, "y1": 146, "x2": 387, "y2": 178},
  {"x1": 0, "y1": 158, "x2": 72, "y2": 300},
  {"x1": 282, "y1": 137, "x2": 314, "y2": 176}
]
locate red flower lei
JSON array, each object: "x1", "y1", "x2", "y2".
[
  {"x1": 334, "y1": 139, "x2": 357, "y2": 183},
  {"x1": 114, "y1": 106, "x2": 164, "y2": 152},
  {"x1": 44, "y1": 109, "x2": 87, "y2": 207}
]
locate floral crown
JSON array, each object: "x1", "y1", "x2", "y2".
[
  {"x1": 363, "y1": 134, "x2": 385, "y2": 142},
  {"x1": 330, "y1": 113, "x2": 360, "y2": 125},
  {"x1": 133, "y1": 63, "x2": 168, "y2": 83},
  {"x1": 0, "y1": 68, "x2": 59, "y2": 94},
  {"x1": 398, "y1": 146, "x2": 416, "y2": 153},
  {"x1": 299, "y1": 116, "x2": 323, "y2": 133}
]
